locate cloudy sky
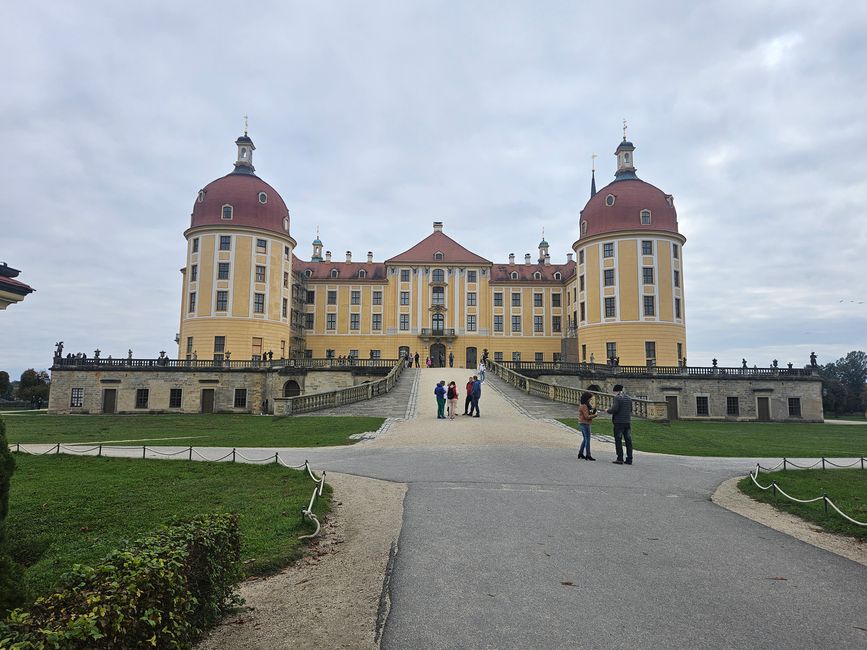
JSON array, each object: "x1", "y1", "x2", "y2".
[{"x1": 2, "y1": 1, "x2": 865, "y2": 378}]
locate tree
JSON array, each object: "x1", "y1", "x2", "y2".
[
  {"x1": 0, "y1": 418, "x2": 21, "y2": 613},
  {"x1": 0, "y1": 372, "x2": 10, "y2": 400},
  {"x1": 820, "y1": 351, "x2": 867, "y2": 414},
  {"x1": 16, "y1": 369, "x2": 50, "y2": 405}
]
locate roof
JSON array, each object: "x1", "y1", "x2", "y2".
[
  {"x1": 579, "y1": 178, "x2": 680, "y2": 240},
  {"x1": 490, "y1": 261, "x2": 576, "y2": 283},
  {"x1": 0, "y1": 274, "x2": 35, "y2": 296},
  {"x1": 386, "y1": 230, "x2": 491, "y2": 265},
  {"x1": 190, "y1": 173, "x2": 290, "y2": 238},
  {"x1": 296, "y1": 257, "x2": 387, "y2": 281}
]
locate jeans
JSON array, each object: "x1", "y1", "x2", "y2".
[
  {"x1": 578, "y1": 423, "x2": 591, "y2": 456},
  {"x1": 464, "y1": 395, "x2": 473, "y2": 414},
  {"x1": 613, "y1": 423, "x2": 633, "y2": 461},
  {"x1": 470, "y1": 395, "x2": 480, "y2": 416},
  {"x1": 436, "y1": 397, "x2": 446, "y2": 418}
]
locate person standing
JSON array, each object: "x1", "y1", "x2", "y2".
[
  {"x1": 606, "y1": 384, "x2": 633, "y2": 465},
  {"x1": 448, "y1": 351, "x2": 454, "y2": 368},
  {"x1": 478, "y1": 360, "x2": 486, "y2": 382},
  {"x1": 577, "y1": 392, "x2": 598, "y2": 460},
  {"x1": 446, "y1": 381, "x2": 459, "y2": 419},
  {"x1": 434, "y1": 380, "x2": 447, "y2": 419},
  {"x1": 414, "y1": 351, "x2": 420, "y2": 368},
  {"x1": 463, "y1": 376, "x2": 474, "y2": 415},
  {"x1": 470, "y1": 375, "x2": 482, "y2": 417}
]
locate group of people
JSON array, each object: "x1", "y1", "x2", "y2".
[
  {"x1": 577, "y1": 383, "x2": 633, "y2": 465},
  {"x1": 434, "y1": 373, "x2": 483, "y2": 419}
]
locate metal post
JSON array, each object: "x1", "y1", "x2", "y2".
[
  {"x1": 771, "y1": 481, "x2": 777, "y2": 498},
  {"x1": 142, "y1": 446, "x2": 147, "y2": 459},
  {"x1": 783, "y1": 458, "x2": 787, "y2": 471},
  {"x1": 232, "y1": 448, "x2": 236, "y2": 463},
  {"x1": 862, "y1": 457, "x2": 865, "y2": 470},
  {"x1": 275, "y1": 452, "x2": 279, "y2": 465},
  {"x1": 821, "y1": 457, "x2": 825, "y2": 471},
  {"x1": 98, "y1": 444, "x2": 102, "y2": 457},
  {"x1": 56, "y1": 443, "x2": 60, "y2": 454},
  {"x1": 189, "y1": 446, "x2": 193, "y2": 461}
]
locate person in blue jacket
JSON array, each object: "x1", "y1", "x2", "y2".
[
  {"x1": 470, "y1": 375, "x2": 482, "y2": 417},
  {"x1": 434, "y1": 380, "x2": 447, "y2": 419}
]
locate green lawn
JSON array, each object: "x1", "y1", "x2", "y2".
[
  {"x1": 5, "y1": 454, "x2": 330, "y2": 604},
  {"x1": 738, "y1": 469, "x2": 867, "y2": 540},
  {"x1": 559, "y1": 418, "x2": 867, "y2": 457},
  {"x1": 2, "y1": 414, "x2": 384, "y2": 447}
]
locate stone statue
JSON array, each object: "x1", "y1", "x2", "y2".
[
  {"x1": 54, "y1": 341, "x2": 64, "y2": 358},
  {"x1": 712, "y1": 358, "x2": 718, "y2": 368},
  {"x1": 742, "y1": 358, "x2": 747, "y2": 369},
  {"x1": 810, "y1": 351, "x2": 817, "y2": 367},
  {"x1": 590, "y1": 352, "x2": 595, "y2": 364},
  {"x1": 192, "y1": 350, "x2": 198, "y2": 361},
  {"x1": 772, "y1": 359, "x2": 778, "y2": 368},
  {"x1": 94, "y1": 349, "x2": 100, "y2": 359},
  {"x1": 225, "y1": 351, "x2": 231, "y2": 360},
  {"x1": 267, "y1": 350, "x2": 273, "y2": 361},
  {"x1": 787, "y1": 362, "x2": 793, "y2": 369},
  {"x1": 128, "y1": 349, "x2": 133, "y2": 360}
]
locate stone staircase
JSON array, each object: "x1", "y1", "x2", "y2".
[
  {"x1": 305, "y1": 368, "x2": 419, "y2": 418},
  {"x1": 483, "y1": 372, "x2": 579, "y2": 420}
]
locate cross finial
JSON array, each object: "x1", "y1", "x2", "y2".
[
  {"x1": 591, "y1": 153, "x2": 597, "y2": 172},
  {"x1": 316, "y1": 225, "x2": 320, "y2": 238},
  {"x1": 542, "y1": 226, "x2": 545, "y2": 239},
  {"x1": 243, "y1": 114, "x2": 249, "y2": 136},
  {"x1": 622, "y1": 118, "x2": 628, "y2": 141}
]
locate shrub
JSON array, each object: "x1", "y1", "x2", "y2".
[
  {"x1": 0, "y1": 513, "x2": 241, "y2": 649},
  {"x1": 0, "y1": 418, "x2": 20, "y2": 615}
]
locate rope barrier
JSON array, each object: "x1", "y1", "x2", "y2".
[
  {"x1": 13, "y1": 444, "x2": 329, "y2": 539},
  {"x1": 750, "y1": 463, "x2": 867, "y2": 526}
]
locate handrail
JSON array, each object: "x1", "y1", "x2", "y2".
[
  {"x1": 51, "y1": 357, "x2": 400, "y2": 371},
  {"x1": 488, "y1": 360, "x2": 668, "y2": 420},
  {"x1": 498, "y1": 360, "x2": 819, "y2": 379}
]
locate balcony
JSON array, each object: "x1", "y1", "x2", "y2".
[{"x1": 419, "y1": 328, "x2": 456, "y2": 341}]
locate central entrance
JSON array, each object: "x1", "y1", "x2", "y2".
[
  {"x1": 430, "y1": 343, "x2": 446, "y2": 367},
  {"x1": 466, "y1": 346, "x2": 477, "y2": 369}
]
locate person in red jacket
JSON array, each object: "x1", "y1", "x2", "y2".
[
  {"x1": 463, "y1": 376, "x2": 474, "y2": 415},
  {"x1": 446, "y1": 381, "x2": 459, "y2": 419}
]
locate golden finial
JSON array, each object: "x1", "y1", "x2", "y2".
[
  {"x1": 591, "y1": 153, "x2": 597, "y2": 172},
  {"x1": 622, "y1": 118, "x2": 628, "y2": 141},
  {"x1": 243, "y1": 114, "x2": 249, "y2": 136}
]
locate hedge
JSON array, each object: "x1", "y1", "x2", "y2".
[
  {"x1": 0, "y1": 418, "x2": 19, "y2": 615},
  {"x1": 0, "y1": 513, "x2": 242, "y2": 649}
]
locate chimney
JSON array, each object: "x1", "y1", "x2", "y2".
[
  {"x1": 433, "y1": 221, "x2": 443, "y2": 232},
  {"x1": 509, "y1": 253, "x2": 515, "y2": 264},
  {"x1": 345, "y1": 251, "x2": 352, "y2": 263},
  {"x1": 524, "y1": 253, "x2": 531, "y2": 265},
  {"x1": 325, "y1": 250, "x2": 332, "y2": 262},
  {"x1": 544, "y1": 254, "x2": 551, "y2": 265},
  {"x1": 566, "y1": 253, "x2": 573, "y2": 263},
  {"x1": 367, "y1": 251, "x2": 373, "y2": 263}
]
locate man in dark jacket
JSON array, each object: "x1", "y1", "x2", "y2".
[
  {"x1": 606, "y1": 384, "x2": 633, "y2": 465},
  {"x1": 470, "y1": 376, "x2": 482, "y2": 417}
]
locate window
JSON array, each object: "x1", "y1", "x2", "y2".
[
  {"x1": 372, "y1": 313, "x2": 382, "y2": 330},
  {"x1": 169, "y1": 389, "x2": 182, "y2": 409},
  {"x1": 192, "y1": 237, "x2": 199, "y2": 253},
  {"x1": 512, "y1": 292, "x2": 521, "y2": 307},
  {"x1": 510, "y1": 272, "x2": 518, "y2": 280},
  {"x1": 373, "y1": 290, "x2": 382, "y2": 305},
  {"x1": 135, "y1": 389, "x2": 149, "y2": 409},
  {"x1": 282, "y1": 297, "x2": 288, "y2": 317},
  {"x1": 605, "y1": 194, "x2": 616, "y2": 206},
  {"x1": 639, "y1": 267, "x2": 653, "y2": 285},
  {"x1": 603, "y1": 243, "x2": 615, "y2": 258},
  {"x1": 578, "y1": 250, "x2": 584, "y2": 264},
  {"x1": 330, "y1": 269, "x2": 339, "y2": 278},
  {"x1": 552, "y1": 293, "x2": 561, "y2": 307},
  {"x1": 432, "y1": 269, "x2": 445, "y2": 283},
  {"x1": 675, "y1": 298, "x2": 682, "y2": 319},
  {"x1": 494, "y1": 292, "x2": 503, "y2": 307},
  {"x1": 304, "y1": 313, "x2": 314, "y2": 329},
  {"x1": 674, "y1": 270, "x2": 680, "y2": 288},
  {"x1": 190, "y1": 264, "x2": 198, "y2": 282},
  {"x1": 467, "y1": 270, "x2": 477, "y2": 283},
  {"x1": 305, "y1": 269, "x2": 313, "y2": 278},
  {"x1": 643, "y1": 295, "x2": 655, "y2": 317},
  {"x1": 186, "y1": 336, "x2": 193, "y2": 355},
  {"x1": 581, "y1": 345, "x2": 586, "y2": 361},
  {"x1": 400, "y1": 269, "x2": 410, "y2": 282},
  {"x1": 358, "y1": 269, "x2": 366, "y2": 279},
  {"x1": 533, "y1": 272, "x2": 541, "y2": 280},
  {"x1": 219, "y1": 235, "x2": 231, "y2": 251},
  {"x1": 370, "y1": 349, "x2": 381, "y2": 359},
  {"x1": 580, "y1": 302, "x2": 586, "y2": 321},
  {"x1": 351, "y1": 290, "x2": 361, "y2": 305},
  {"x1": 645, "y1": 341, "x2": 656, "y2": 361},
  {"x1": 283, "y1": 271, "x2": 289, "y2": 288},
  {"x1": 677, "y1": 342, "x2": 683, "y2": 360},
  {"x1": 581, "y1": 220, "x2": 588, "y2": 234},
  {"x1": 673, "y1": 244, "x2": 679, "y2": 259},
  {"x1": 256, "y1": 238, "x2": 267, "y2": 252},
  {"x1": 726, "y1": 397, "x2": 739, "y2": 416},
  {"x1": 222, "y1": 205, "x2": 233, "y2": 220},
  {"x1": 494, "y1": 315, "x2": 503, "y2": 332},
  {"x1": 70, "y1": 388, "x2": 84, "y2": 407},
  {"x1": 350, "y1": 314, "x2": 360, "y2": 330},
  {"x1": 258, "y1": 191, "x2": 267, "y2": 204},
  {"x1": 606, "y1": 342, "x2": 617, "y2": 360},
  {"x1": 434, "y1": 252, "x2": 444, "y2": 261},
  {"x1": 400, "y1": 314, "x2": 410, "y2": 330},
  {"x1": 326, "y1": 349, "x2": 335, "y2": 359},
  {"x1": 534, "y1": 293, "x2": 543, "y2": 307},
  {"x1": 400, "y1": 291, "x2": 410, "y2": 305},
  {"x1": 604, "y1": 269, "x2": 615, "y2": 286},
  {"x1": 604, "y1": 297, "x2": 616, "y2": 318},
  {"x1": 534, "y1": 316, "x2": 543, "y2": 332},
  {"x1": 554, "y1": 272, "x2": 561, "y2": 280},
  {"x1": 284, "y1": 246, "x2": 290, "y2": 259},
  {"x1": 326, "y1": 314, "x2": 336, "y2": 330},
  {"x1": 214, "y1": 336, "x2": 226, "y2": 353},
  {"x1": 188, "y1": 291, "x2": 196, "y2": 313},
  {"x1": 552, "y1": 316, "x2": 561, "y2": 332},
  {"x1": 467, "y1": 315, "x2": 477, "y2": 331},
  {"x1": 788, "y1": 398, "x2": 802, "y2": 418},
  {"x1": 432, "y1": 286, "x2": 445, "y2": 305},
  {"x1": 432, "y1": 314, "x2": 445, "y2": 332},
  {"x1": 696, "y1": 396, "x2": 709, "y2": 416},
  {"x1": 640, "y1": 209, "x2": 651, "y2": 225},
  {"x1": 254, "y1": 293, "x2": 265, "y2": 314},
  {"x1": 217, "y1": 262, "x2": 230, "y2": 280},
  {"x1": 535, "y1": 352, "x2": 544, "y2": 363},
  {"x1": 467, "y1": 292, "x2": 477, "y2": 306},
  {"x1": 512, "y1": 351, "x2": 522, "y2": 362},
  {"x1": 234, "y1": 389, "x2": 247, "y2": 408},
  {"x1": 216, "y1": 291, "x2": 228, "y2": 311},
  {"x1": 306, "y1": 290, "x2": 315, "y2": 304},
  {"x1": 256, "y1": 265, "x2": 266, "y2": 283},
  {"x1": 494, "y1": 352, "x2": 503, "y2": 362},
  {"x1": 579, "y1": 275, "x2": 585, "y2": 291},
  {"x1": 642, "y1": 240, "x2": 653, "y2": 255},
  {"x1": 327, "y1": 291, "x2": 337, "y2": 305},
  {"x1": 511, "y1": 315, "x2": 521, "y2": 333}
]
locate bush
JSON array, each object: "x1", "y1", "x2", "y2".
[
  {"x1": 0, "y1": 418, "x2": 20, "y2": 615},
  {"x1": 0, "y1": 513, "x2": 241, "y2": 649}
]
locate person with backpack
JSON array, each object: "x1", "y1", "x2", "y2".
[
  {"x1": 434, "y1": 380, "x2": 447, "y2": 419},
  {"x1": 446, "y1": 381, "x2": 459, "y2": 419}
]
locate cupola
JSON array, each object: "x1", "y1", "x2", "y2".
[{"x1": 233, "y1": 125, "x2": 256, "y2": 175}]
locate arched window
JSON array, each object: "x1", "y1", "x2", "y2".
[
  {"x1": 305, "y1": 269, "x2": 313, "y2": 278},
  {"x1": 432, "y1": 269, "x2": 445, "y2": 283},
  {"x1": 330, "y1": 269, "x2": 339, "y2": 278},
  {"x1": 222, "y1": 204, "x2": 233, "y2": 220},
  {"x1": 554, "y1": 271, "x2": 561, "y2": 280},
  {"x1": 358, "y1": 269, "x2": 366, "y2": 278},
  {"x1": 197, "y1": 190, "x2": 205, "y2": 203},
  {"x1": 605, "y1": 194, "x2": 616, "y2": 207},
  {"x1": 258, "y1": 192, "x2": 268, "y2": 204},
  {"x1": 640, "y1": 209, "x2": 651, "y2": 225},
  {"x1": 581, "y1": 220, "x2": 588, "y2": 234},
  {"x1": 510, "y1": 271, "x2": 518, "y2": 280},
  {"x1": 432, "y1": 314, "x2": 444, "y2": 333},
  {"x1": 241, "y1": 147, "x2": 248, "y2": 159},
  {"x1": 434, "y1": 251, "x2": 444, "y2": 261},
  {"x1": 533, "y1": 271, "x2": 542, "y2": 280}
]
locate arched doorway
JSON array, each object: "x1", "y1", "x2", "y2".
[
  {"x1": 398, "y1": 345, "x2": 410, "y2": 360},
  {"x1": 466, "y1": 346, "x2": 477, "y2": 369},
  {"x1": 283, "y1": 380, "x2": 301, "y2": 397},
  {"x1": 430, "y1": 343, "x2": 446, "y2": 367}
]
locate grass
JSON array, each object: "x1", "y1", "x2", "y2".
[
  {"x1": 738, "y1": 468, "x2": 867, "y2": 541},
  {"x1": 5, "y1": 453, "x2": 330, "y2": 603},
  {"x1": 558, "y1": 418, "x2": 867, "y2": 457},
  {"x1": 2, "y1": 414, "x2": 385, "y2": 447}
]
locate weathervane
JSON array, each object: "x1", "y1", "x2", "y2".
[
  {"x1": 622, "y1": 118, "x2": 628, "y2": 141},
  {"x1": 591, "y1": 153, "x2": 597, "y2": 172},
  {"x1": 243, "y1": 113, "x2": 249, "y2": 136}
]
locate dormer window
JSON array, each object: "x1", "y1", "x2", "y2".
[
  {"x1": 197, "y1": 190, "x2": 205, "y2": 203},
  {"x1": 640, "y1": 209, "x2": 651, "y2": 225},
  {"x1": 222, "y1": 205, "x2": 233, "y2": 220},
  {"x1": 305, "y1": 269, "x2": 313, "y2": 278},
  {"x1": 434, "y1": 251, "x2": 444, "y2": 261},
  {"x1": 605, "y1": 194, "x2": 615, "y2": 207},
  {"x1": 554, "y1": 271, "x2": 561, "y2": 280},
  {"x1": 358, "y1": 269, "x2": 367, "y2": 279},
  {"x1": 533, "y1": 271, "x2": 542, "y2": 280},
  {"x1": 581, "y1": 220, "x2": 588, "y2": 234},
  {"x1": 258, "y1": 192, "x2": 268, "y2": 204},
  {"x1": 510, "y1": 271, "x2": 518, "y2": 280},
  {"x1": 330, "y1": 269, "x2": 339, "y2": 278}
]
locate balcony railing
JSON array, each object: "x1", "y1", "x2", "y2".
[
  {"x1": 419, "y1": 328, "x2": 456, "y2": 337},
  {"x1": 499, "y1": 361, "x2": 819, "y2": 378},
  {"x1": 51, "y1": 357, "x2": 399, "y2": 371}
]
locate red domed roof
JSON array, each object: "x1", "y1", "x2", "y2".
[
  {"x1": 579, "y1": 178, "x2": 679, "y2": 240},
  {"x1": 190, "y1": 172, "x2": 290, "y2": 238}
]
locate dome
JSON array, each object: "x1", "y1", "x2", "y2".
[
  {"x1": 579, "y1": 178, "x2": 678, "y2": 240},
  {"x1": 190, "y1": 172, "x2": 291, "y2": 238}
]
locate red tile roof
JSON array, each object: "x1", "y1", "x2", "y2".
[
  {"x1": 491, "y1": 261, "x2": 576, "y2": 283},
  {"x1": 386, "y1": 230, "x2": 491, "y2": 265},
  {"x1": 190, "y1": 173, "x2": 291, "y2": 238},
  {"x1": 0, "y1": 275, "x2": 34, "y2": 296},
  {"x1": 579, "y1": 178, "x2": 679, "y2": 240},
  {"x1": 296, "y1": 257, "x2": 387, "y2": 281}
]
